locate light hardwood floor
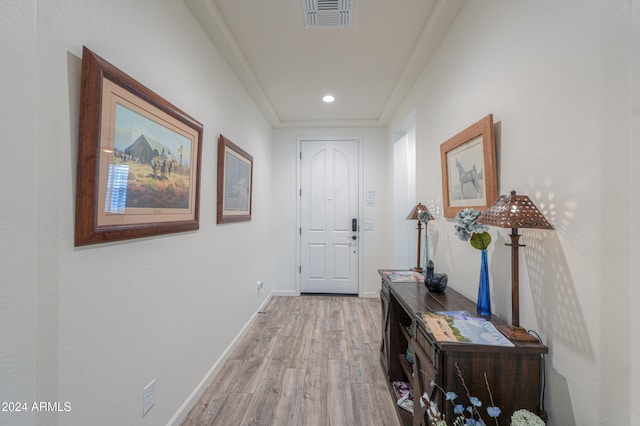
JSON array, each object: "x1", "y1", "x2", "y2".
[{"x1": 181, "y1": 295, "x2": 401, "y2": 426}]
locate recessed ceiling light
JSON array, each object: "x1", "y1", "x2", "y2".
[{"x1": 322, "y1": 95, "x2": 335, "y2": 103}]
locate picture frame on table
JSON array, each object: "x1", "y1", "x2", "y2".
[
  {"x1": 440, "y1": 114, "x2": 498, "y2": 218},
  {"x1": 74, "y1": 46, "x2": 203, "y2": 246},
  {"x1": 216, "y1": 134, "x2": 253, "y2": 224}
]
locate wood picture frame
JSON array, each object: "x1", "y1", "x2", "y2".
[
  {"x1": 440, "y1": 114, "x2": 497, "y2": 218},
  {"x1": 74, "y1": 46, "x2": 203, "y2": 246},
  {"x1": 217, "y1": 134, "x2": 253, "y2": 224}
]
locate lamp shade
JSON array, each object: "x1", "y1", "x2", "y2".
[
  {"x1": 406, "y1": 203, "x2": 428, "y2": 220},
  {"x1": 477, "y1": 190, "x2": 553, "y2": 230}
]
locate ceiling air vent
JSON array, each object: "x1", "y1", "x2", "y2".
[{"x1": 302, "y1": 0, "x2": 352, "y2": 29}]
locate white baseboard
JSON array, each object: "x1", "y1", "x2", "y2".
[
  {"x1": 272, "y1": 289, "x2": 299, "y2": 297},
  {"x1": 360, "y1": 290, "x2": 380, "y2": 298},
  {"x1": 166, "y1": 291, "x2": 276, "y2": 425}
]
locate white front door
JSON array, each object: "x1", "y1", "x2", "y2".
[{"x1": 300, "y1": 139, "x2": 359, "y2": 294}]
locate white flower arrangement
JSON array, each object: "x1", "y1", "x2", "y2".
[{"x1": 511, "y1": 409, "x2": 546, "y2": 426}]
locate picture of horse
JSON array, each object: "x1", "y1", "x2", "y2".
[
  {"x1": 76, "y1": 46, "x2": 203, "y2": 245},
  {"x1": 446, "y1": 134, "x2": 486, "y2": 204},
  {"x1": 109, "y1": 103, "x2": 193, "y2": 210},
  {"x1": 439, "y1": 114, "x2": 497, "y2": 218},
  {"x1": 454, "y1": 158, "x2": 484, "y2": 200}
]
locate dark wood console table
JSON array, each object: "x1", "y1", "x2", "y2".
[{"x1": 379, "y1": 270, "x2": 548, "y2": 426}]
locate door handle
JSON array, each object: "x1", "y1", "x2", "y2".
[{"x1": 349, "y1": 235, "x2": 357, "y2": 240}]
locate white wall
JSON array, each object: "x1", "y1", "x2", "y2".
[
  {"x1": 631, "y1": 1, "x2": 640, "y2": 423},
  {"x1": 271, "y1": 127, "x2": 389, "y2": 297},
  {"x1": 0, "y1": 2, "x2": 38, "y2": 425},
  {"x1": 388, "y1": 1, "x2": 633, "y2": 424},
  {"x1": 1, "y1": 0, "x2": 274, "y2": 425}
]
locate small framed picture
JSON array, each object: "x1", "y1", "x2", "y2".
[
  {"x1": 440, "y1": 114, "x2": 498, "y2": 218},
  {"x1": 217, "y1": 135, "x2": 253, "y2": 224}
]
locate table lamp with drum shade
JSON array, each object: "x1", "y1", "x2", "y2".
[
  {"x1": 477, "y1": 190, "x2": 553, "y2": 342},
  {"x1": 406, "y1": 203, "x2": 429, "y2": 273}
]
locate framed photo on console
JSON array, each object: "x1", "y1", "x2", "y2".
[
  {"x1": 440, "y1": 114, "x2": 497, "y2": 218},
  {"x1": 74, "y1": 46, "x2": 203, "y2": 246}
]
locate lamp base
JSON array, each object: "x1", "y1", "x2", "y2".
[{"x1": 497, "y1": 324, "x2": 539, "y2": 343}]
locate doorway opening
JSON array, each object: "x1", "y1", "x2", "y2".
[{"x1": 392, "y1": 111, "x2": 417, "y2": 269}]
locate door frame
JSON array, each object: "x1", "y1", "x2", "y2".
[{"x1": 296, "y1": 136, "x2": 364, "y2": 296}]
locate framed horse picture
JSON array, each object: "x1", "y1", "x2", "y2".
[
  {"x1": 440, "y1": 114, "x2": 498, "y2": 218},
  {"x1": 74, "y1": 46, "x2": 203, "y2": 245}
]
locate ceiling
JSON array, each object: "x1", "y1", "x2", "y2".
[{"x1": 184, "y1": 0, "x2": 466, "y2": 128}]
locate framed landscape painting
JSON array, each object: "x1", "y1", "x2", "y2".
[
  {"x1": 217, "y1": 134, "x2": 253, "y2": 224},
  {"x1": 440, "y1": 114, "x2": 498, "y2": 218},
  {"x1": 74, "y1": 46, "x2": 203, "y2": 246}
]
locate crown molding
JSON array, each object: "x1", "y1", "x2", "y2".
[
  {"x1": 184, "y1": 0, "x2": 281, "y2": 127},
  {"x1": 378, "y1": 0, "x2": 467, "y2": 125}
]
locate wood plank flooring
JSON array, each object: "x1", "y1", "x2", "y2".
[{"x1": 181, "y1": 295, "x2": 401, "y2": 426}]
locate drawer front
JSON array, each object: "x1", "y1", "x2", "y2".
[
  {"x1": 414, "y1": 341, "x2": 438, "y2": 385},
  {"x1": 412, "y1": 335, "x2": 441, "y2": 426},
  {"x1": 415, "y1": 325, "x2": 438, "y2": 369}
]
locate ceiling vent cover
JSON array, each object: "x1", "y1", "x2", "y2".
[{"x1": 302, "y1": 0, "x2": 352, "y2": 28}]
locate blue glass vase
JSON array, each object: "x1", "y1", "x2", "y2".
[{"x1": 477, "y1": 249, "x2": 491, "y2": 317}]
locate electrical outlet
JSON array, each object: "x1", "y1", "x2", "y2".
[{"x1": 143, "y1": 379, "x2": 156, "y2": 416}]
